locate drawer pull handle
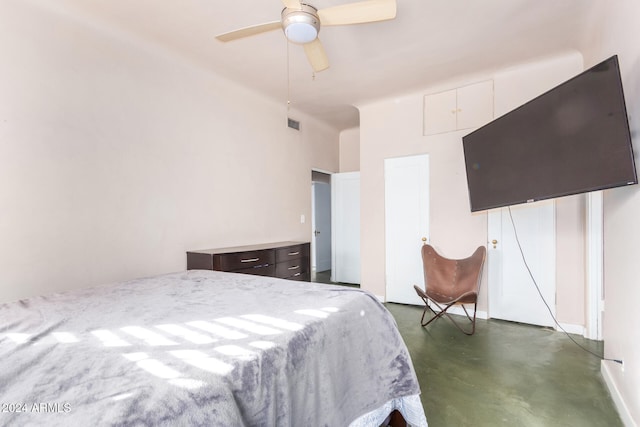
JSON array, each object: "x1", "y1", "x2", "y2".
[
  {"x1": 294, "y1": 272, "x2": 301, "y2": 276},
  {"x1": 288, "y1": 251, "x2": 300, "y2": 256},
  {"x1": 288, "y1": 265, "x2": 300, "y2": 270},
  {"x1": 241, "y1": 258, "x2": 260, "y2": 263}
]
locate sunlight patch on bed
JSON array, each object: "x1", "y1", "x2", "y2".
[
  {"x1": 214, "y1": 344, "x2": 256, "y2": 359},
  {"x1": 294, "y1": 309, "x2": 330, "y2": 319},
  {"x1": 122, "y1": 352, "x2": 149, "y2": 362},
  {"x1": 120, "y1": 326, "x2": 179, "y2": 346},
  {"x1": 154, "y1": 324, "x2": 217, "y2": 344},
  {"x1": 186, "y1": 320, "x2": 247, "y2": 340},
  {"x1": 170, "y1": 349, "x2": 234, "y2": 375},
  {"x1": 112, "y1": 392, "x2": 134, "y2": 401},
  {"x1": 5, "y1": 333, "x2": 31, "y2": 344},
  {"x1": 123, "y1": 352, "x2": 206, "y2": 389},
  {"x1": 52, "y1": 332, "x2": 80, "y2": 343},
  {"x1": 168, "y1": 378, "x2": 206, "y2": 390},
  {"x1": 249, "y1": 341, "x2": 276, "y2": 350},
  {"x1": 241, "y1": 314, "x2": 303, "y2": 331},
  {"x1": 214, "y1": 317, "x2": 282, "y2": 335},
  {"x1": 123, "y1": 352, "x2": 181, "y2": 379},
  {"x1": 92, "y1": 330, "x2": 131, "y2": 347}
]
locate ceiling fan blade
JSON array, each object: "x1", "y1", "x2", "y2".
[
  {"x1": 303, "y1": 39, "x2": 330, "y2": 72},
  {"x1": 216, "y1": 21, "x2": 282, "y2": 42},
  {"x1": 318, "y1": 0, "x2": 397, "y2": 26},
  {"x1": 282, "y1": 0, "x2": 302, "y2": 9}
]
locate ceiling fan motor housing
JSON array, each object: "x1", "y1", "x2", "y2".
[{"x1": 281, "y1": 4, "x2": 320, "y2": 44}]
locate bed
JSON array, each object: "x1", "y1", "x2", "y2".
[{"x1": 0, "y1": 270, "x2": 428, "y2": 426}]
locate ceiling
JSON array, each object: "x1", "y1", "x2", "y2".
[{"x1": 47, "y1": 0, "x2": 599, "y2": 130}]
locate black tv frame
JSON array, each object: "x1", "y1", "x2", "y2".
[{"x1": 462, "y1": 55, "x2": 637, "y2": 212}]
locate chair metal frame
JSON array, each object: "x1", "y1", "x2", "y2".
[{"x1": 413, "y1": 244, "x2": 486, "y2": 335}]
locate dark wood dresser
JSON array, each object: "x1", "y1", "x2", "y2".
[{"x1": 186, "y1": 241, "x2": 311, "y2": 281}]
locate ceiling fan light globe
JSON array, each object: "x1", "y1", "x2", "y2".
[
  {"x1": 281, "y1": 4, "x2": 320, "y2": 44},
  {"x1": 285, "y1": 23, "x2": 318, "y2": 44}
]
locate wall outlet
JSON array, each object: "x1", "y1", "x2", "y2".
[{"x1": 300, "y1": 214, "x2": 305, "y2": 224}]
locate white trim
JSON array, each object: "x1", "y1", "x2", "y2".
[
  {"x1": 375, "y1": 294, "x2": 385, "y2": 303},
  {"x1": 601, "y1": 360, "x2": 636, "y2": 427},
  {"x1": 311, "y1": 167, "x2": 334, "y2": 175},
  {"x1": 586, "y1": 191, "x2": 604, "y2": 340}
]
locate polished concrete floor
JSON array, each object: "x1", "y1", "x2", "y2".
[{"x1": 312, "y1": 271, "x2": 622, "y2": 427}]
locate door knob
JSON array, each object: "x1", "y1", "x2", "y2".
[
  {"x1": 314, "y1": 230, "x2": 321, "y2": 236},
  {"x1": 492, "y1": 239, "x2": 498, "y2": 249}
]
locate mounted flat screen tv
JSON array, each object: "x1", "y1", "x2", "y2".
[{"x1": 463, "y1": 55, "x2": 637, "y2": 212}]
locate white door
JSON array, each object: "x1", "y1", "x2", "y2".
[
  {"x1": 312, "y1": 182, "x2": 331, "y2": 272},
  {"x1": 331, "y1": 172, "x2": 360, "y2": 284},
  {"x1": 488, "y1": 201, "x2": 556, "y2": 326},
  {"x1": 385, "y1": 155, "x2": 429, "y2": 305}
]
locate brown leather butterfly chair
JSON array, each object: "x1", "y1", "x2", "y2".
[{"x1": 413, "y1": 244, "x2": 486, "y2": 335}]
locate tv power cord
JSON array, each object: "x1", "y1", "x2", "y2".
[{"x1": 507, "y1": 206, "x2": 623, "y2": 366}]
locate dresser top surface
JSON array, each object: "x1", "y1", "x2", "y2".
[{"x1": 188, "y1": 241, "x2": 309, "y2": 255}]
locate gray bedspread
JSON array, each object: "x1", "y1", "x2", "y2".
[{"x1": 0, "y1": 270, "x2": 427, "y2": 426}]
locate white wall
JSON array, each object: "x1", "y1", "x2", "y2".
[
  {"x1": 0, "y1": 0, "x2": 339, "y2": 302},
  {"x1": 358, "y1": 51, "x2": 587, "y2": 323},
  {"x1": 582, "y1": 1, "x2": 640, "y2": 424}
]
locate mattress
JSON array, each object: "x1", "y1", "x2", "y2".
[{"x1": 0, "y1": 270, "x2": 427, "y2": 426}]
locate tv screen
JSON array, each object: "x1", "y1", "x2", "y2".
[{"x1": 462, "y1": 55, "x2": 637, "y2": 212}]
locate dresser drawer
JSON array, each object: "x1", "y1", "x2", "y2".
[
  {"x1": 235, "y1": 263, "x2": 276, "y2": 277},
  {"x1": 187, "y1": 241, "x2": 310, "y2": 282},
  {"x1": 275, "y1": 243, "x2": 310, "y2": 263},
  {"x1": 286, "y1": 271, "x2": 310, "y2": 282},
  {"x1": 276, "y1": 258, "x2": 309, "y2": 279},
  {"x1": 214, "y1": 249, "x2": 275, "y2": 271}
]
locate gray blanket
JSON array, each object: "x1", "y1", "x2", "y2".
[{"x1": 0, "y1": 270, "x2": 426, "y2": 426}]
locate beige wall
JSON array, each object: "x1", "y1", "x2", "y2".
[
  {"x1": 0, "y1": 0, "x2": 339, "y2": 303},
  {"x1": 339, "y1": 127, "x2": 360, "y2": 172},
  {"x1": 359, "y1": 89, "x2": 489, "y2": 306},
  {"x1": 358, "y1": 51, "x2": 587, "y2": 323},
  {"x1": 583, "y1": 0, "x2": 640, "y2": 423}
]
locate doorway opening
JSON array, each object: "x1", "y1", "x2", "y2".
[{"x1": 311, "y1": 170, "x2": 332, "y2": 284}]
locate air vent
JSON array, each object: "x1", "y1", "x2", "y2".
[{"x1": 287, "y1": 118, "x2": 300, "y2": 131}]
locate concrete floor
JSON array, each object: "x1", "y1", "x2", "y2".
[{"x1": 311, "y1": 271, "x2": 622, "y2": 426}]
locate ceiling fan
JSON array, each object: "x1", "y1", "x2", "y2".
[{"x1": 215, "y1": 0, "x2": 397, "y2": 72}]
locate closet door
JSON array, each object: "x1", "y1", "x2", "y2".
[
  {"x1": 385, "y1": 155, "x2": 429, "y2": 304},
  {"x1": 488, "y1": 201, "x2": 556, "y2": 327},
  {"x1": 423, "y1": 80, "x2": 493, "y2": 135},
  {"x1": 423, "y1": 89, "x2": 457, "y2": 135},
  {"x1": 456, "y1": 80, "x2": 494, "y2": 129}
]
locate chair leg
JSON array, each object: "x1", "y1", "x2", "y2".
[
  {"x1": 418, "y1": 295, "x2": 447, "y2": 327},
  {"x1": 442, "y1": 302, "x2": 477, "y2": 335},
  {"x1": 420, "y1": 300, "x2": 478, "y2": 335},
  {"x1": 420, "y1": 303, "x2": 445, "y2": 327},
  {"x1": 414, "y1": 287, "x2": 478, "y2": 335}
]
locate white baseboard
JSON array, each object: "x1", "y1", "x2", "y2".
[
  {"x1": 445, "y1": 304, "x2": 488, "y2": 320},
  {"x1": 601, "y1": 360, "x2": 637, "y2": 427},
  {"x1": 381, "y1": 299, "x2": 488, "y2": 320}
]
